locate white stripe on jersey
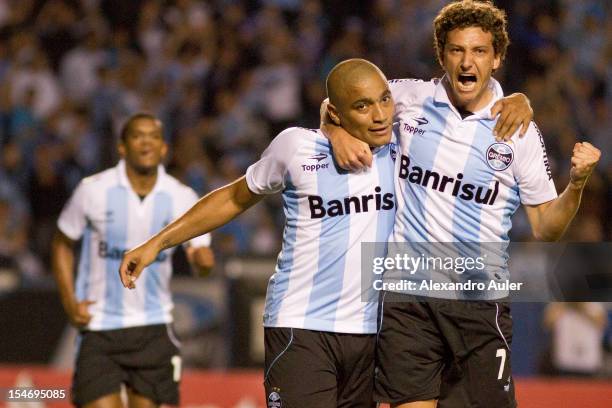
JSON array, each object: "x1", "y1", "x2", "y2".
[
  {"x1": 272, "y1": 136, "x2": 321, "y2": 330},
  {"x1": 57, "y1": 160, "x2": 211, "y2": 330},
  {"x1": 246, "y1": 128, "x2": 396, "y2": 334}
]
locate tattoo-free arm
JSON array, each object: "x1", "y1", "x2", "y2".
[
  {"x1": 51, "y1": 230, "x2": 94, "y2": 327},
  {"x1": 524, "y1": 142, "x2": 600, "y2": 241},
  {"x1": 119, "y1": 176, "x2": 261, "y2": 288}
]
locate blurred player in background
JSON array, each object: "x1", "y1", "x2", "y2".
[
  {"x1": 327, "y1": 1, "x2": 601, "y2": 408},
  {"x1": 51, "y1": 113, "x2": 214, "y2": 408},
  {"x1": 119, "y1": 59, "x2": 396, "y2": 408}
]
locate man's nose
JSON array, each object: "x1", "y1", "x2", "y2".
[
  {"x1": 372, "y1": 103, "x2": 386, "y2": 122},
  {"x1": 460, "y1": 53, "x2": 473, "y2": 70}
]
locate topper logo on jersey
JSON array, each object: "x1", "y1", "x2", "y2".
[
  {"x1": 308, "y1": 186, "x2": 394, "y2": 218},
  {"x1": 399, "y1": 155, "x2": 499, "y2": 205},
  {"x1": 402, "y1": 117, "x2": 428, "y2": 136},
  {"x1": 414, "y1": 117, "x2": 429, "y2": 126},
  {"x1": 302, "y1": 153, "x2": 330, "y2": 171},
  {"x1": 309, "y1": 153, "x2": 327, "y2": 162},
  {"x1": 486, "y1": 143, "x2": 514, "y2": 171}
]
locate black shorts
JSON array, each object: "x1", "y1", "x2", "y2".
[
  {"x1": 264, "y1": 327, "x2": 376, "y2": 408},
  {"x1": 375, "y1": 292, "x2": 516, "y2": 408},
  {"x1": 72, "y1": 324, "x2": 181, "y2": 406}
]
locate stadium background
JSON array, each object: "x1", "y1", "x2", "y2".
[{"x1": 0, "y1": 0, "x2": 610, "y2": 406}]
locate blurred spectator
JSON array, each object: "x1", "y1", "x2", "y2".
[
  {"x1": 9, "y1": 45, "x2": 62, "y2": 119},
  {"x1": 59, "y1": 30, "x2": 105, "y2": 103},
  {"x1": 0, "y1": 176, "x2": 43, "y2": 283},
  {"x1": 0, "y1": 0, "x2": 608, "y2": 272}
]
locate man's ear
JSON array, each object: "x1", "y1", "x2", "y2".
[
  {"x1": 327, "y1": 104, "x2": 341, "y2": 126},
  {"x1": 118, "y1": 142, "x2": 125, "y2": 158},
  {"x1": 160, "y1": 142, "x2": 168, "y2": 160},
  {"x1": 492, "y1": 53, "x2": 501, "y2": 72}
]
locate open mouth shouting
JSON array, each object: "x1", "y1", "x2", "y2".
[{"x1": 457, "y1": 73, "x2": 478, "y2": 92}]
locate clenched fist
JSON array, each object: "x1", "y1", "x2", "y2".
[{"x1": 569, "y1": 142, "x2": 601, "y2": 189}]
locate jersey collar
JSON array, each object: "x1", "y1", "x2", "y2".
[{"x1": 434, "y1": 75, "x2": 505, "y2": 121}]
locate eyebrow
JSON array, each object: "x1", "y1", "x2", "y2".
[
  {"x1": 351, "y1": 97, "x2": 374, "y2": 106},
  {"x1": 351, "y1": 90, "x2": 391, "y2": 105},
  {"x1": 447, "y1": 43, "x2": 491, "y2": 49}
]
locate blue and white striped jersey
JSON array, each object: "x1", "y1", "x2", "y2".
[
  {"x1": 246, "y1": 127, "x2": 396, "y2": 334},
  {"x1": 387, "y1": 77, "x2": 557, "y2": 297},
  {"x1": 390, "y1": 77, "x2": 557, "y2": 243},
  {"x1": 58, "y1": 160, "x2": 211, "y2": 331}
]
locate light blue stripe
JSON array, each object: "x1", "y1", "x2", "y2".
[
  {"x1": 145, "y1": 191, "x2": 173, "y2": 323},
  {"x1": 400, "y1": 98, "x2": 451, "y2": 241},
  {"x1": 365, "y1": 145, "x2": 396, "y2": 332},
  {"x1": 501, "y1": 184, "x2": 520, "y2": 242},
  {"x1": 304, "y1": 139, "x2": 349, "y2": 332},
  {"x1": 451, "y1": 121, "x2": 496, "y2": 242},
  {"x1": 101, "y1": 186, "x2": 128, "y2": 329},
  {"x1": 449, "y1": 121, "x2": 498, "y2": 291},
  {"x1": 394, "y1": 99, "x2": 452, "y2": 286},
  {"x1": 265, "y1": 172, "x2": 298, "y2": 326},
  {"x1": 75, "y1": 227, "x2": 92, "y2": 300},
  {"x1": 451, "y1": 121, "x2": 519, "y2": 296}
]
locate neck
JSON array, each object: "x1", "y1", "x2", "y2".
[{"x1": 125, "y1": 164, "x2": 158, "y2": 197}]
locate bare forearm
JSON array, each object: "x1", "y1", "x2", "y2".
[
  {"x1": 528, "y1": 142, "x2": 600, "y2": 241},
  {"x1": 533, "y1": 184, "x2": 583, "y2": 241},
  {"x1": 154, "y1": 176, "x2": 260, "y2": 251},
  {"x1": 51, "y1": 234, "x2": 77, "y2": 311}
]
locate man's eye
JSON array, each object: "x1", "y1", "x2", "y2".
[
  {"x1": 356, "y1": 104, "x2": 367, "y2": 111},
  {"x1": 382, "y1": 95, "x2": 391, "y2": 103}
]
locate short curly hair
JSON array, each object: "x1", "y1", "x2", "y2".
[{"x1": 433, "y1": 0, "x2": 509, "y2": 67}]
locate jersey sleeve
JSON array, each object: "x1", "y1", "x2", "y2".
[
  {"x1": 513, "y1": 122, "x2": 558, "y2": 205},
  {"x1": 388, "y1": 78, "x2": 422, "y2": 119},
  {"x1": 178, "y1": 187, "x2": 211, "y2": 248},
  {"x1": 57, "y1": 181, "x2": 88, "y2": 241},
  {"x1": 245, "y1": 127, "x2": 301, "y2": 195}
]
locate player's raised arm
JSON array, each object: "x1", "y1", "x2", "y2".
[
  {"x1": 119, "y1": 176, "x2": 261, "y2": 289},
  {"x1": 524, "y1": 141, "x2": 601, "y2": 241}
]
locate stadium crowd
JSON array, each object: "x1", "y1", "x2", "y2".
[{"x1": 0, "y1": 0, "x2": 609, "y2": 280}]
